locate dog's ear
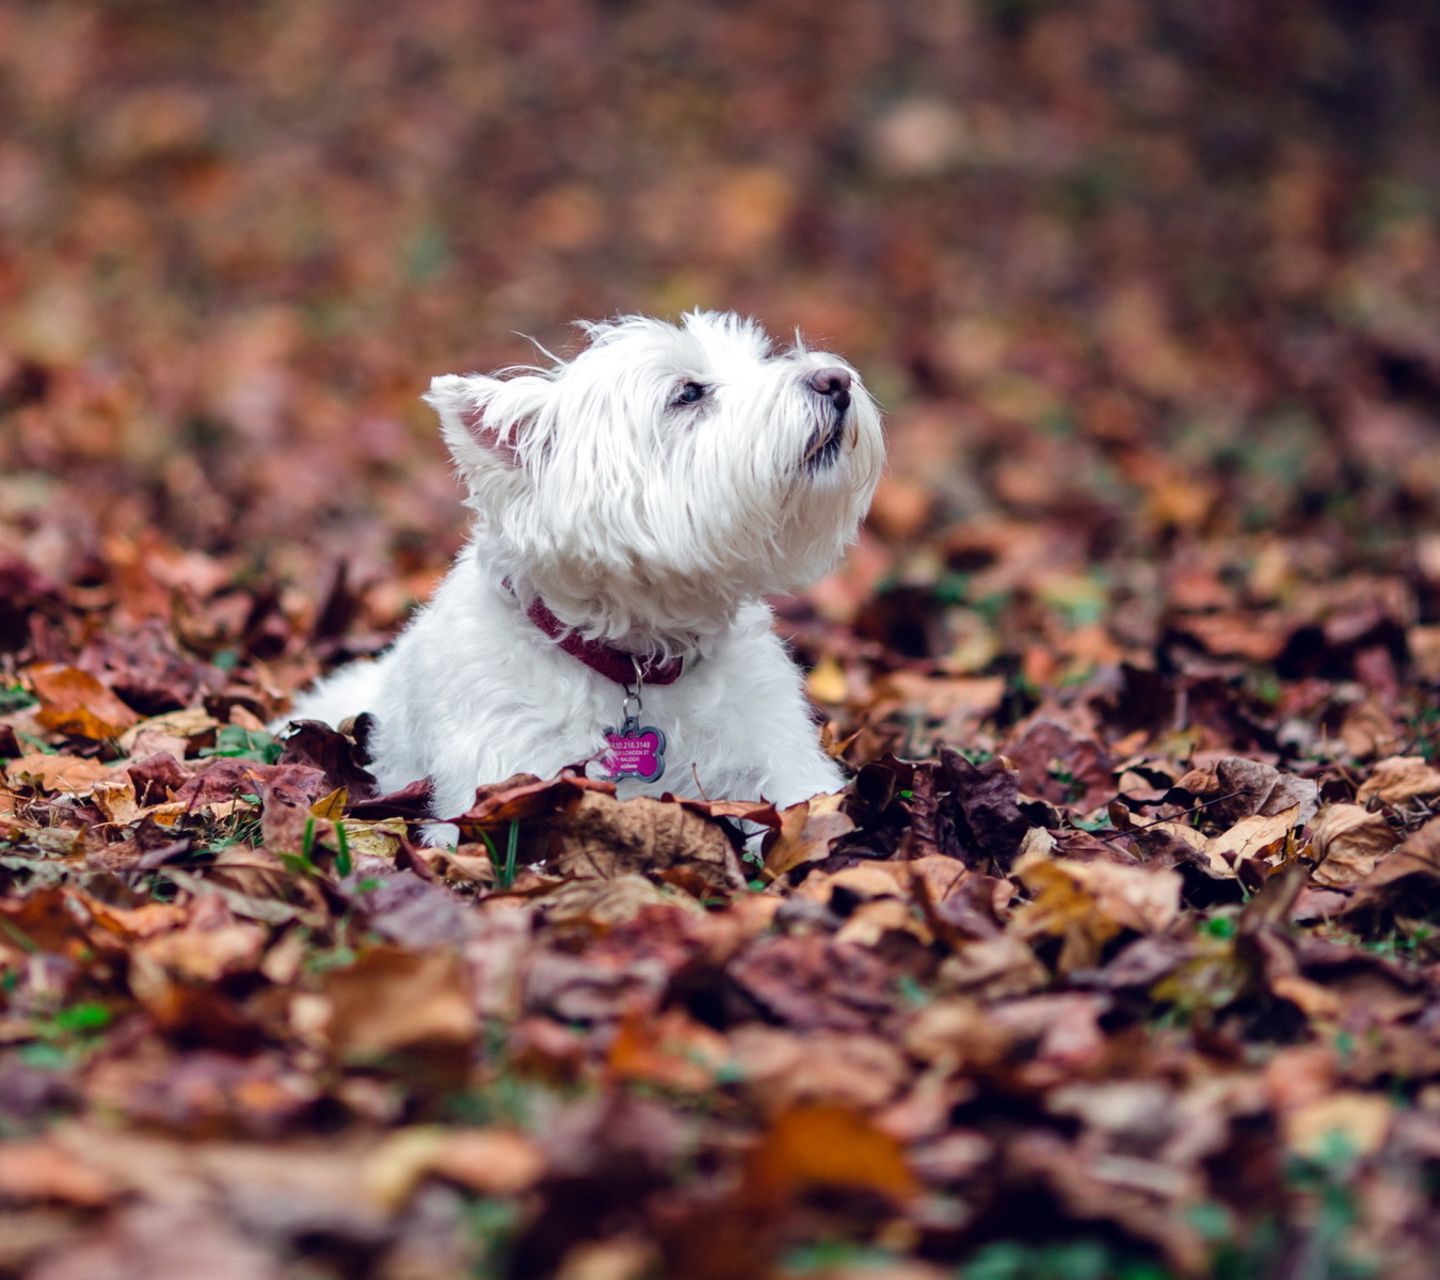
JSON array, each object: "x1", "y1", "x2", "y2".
[{"x1": 424, "y1": 373, "x2": 552, "y2": 473}]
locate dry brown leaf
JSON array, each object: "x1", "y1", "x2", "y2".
[
  {"x1": 139, "y1": 906, "x2": 268, "y2": 983},
  {"x1": 1270, "y1": 973, "x2": 1345, "y2": 1021},
  {"x1": 728, "y1": 1025, "x2": 908, "y2": 1111},
  {"x1": 5, "y1": 753, "x2": 118, "y2": 796},
  {"x1": 118, "y1": 709, "x2": 220, "y2": 754},
  {"x1": 320, "y1": 947, "x2": 478, "y2": 1061},
  {"x1": 902, "y1": 998, "x2": 1016, "y2": 1070},
  {"x1": 1204, "y1": 804, "x2": 1302, "y2": 865},
  {"x1": 363, "y1": 1126, "x2": 545, "y2": 1210},
  {"x1": 834, "y1": 896, "x2": 932, "y2": 947},
  {"x1": 423, "y1": 845, "x2": 498, "y2": 885},
  {"x1": 1283, "y1": 1092, "x2": 1392, "y2": 1159},
  {"x1": 543, "y1": 790, "x2": 734, "y2": 886},
  {"x1": 0, "y1": 1143, "x2": 117, "y2": 1207},
  {"x1": 28, "y1": 664, "x2": 140, "y2": 739},
  {"x1": 936, "y1": 935, "x2": 1048, "y2": 999},
  {"x1": 1014, "y1": 857, "x2": 1181, "y2": 970},
  {"x1": 538, "y1": 873, "x2": 705, "y2": 926},
  {"x1": 763, "y1": 792, "x2": 855, "y2": 880},
  {"x1": 1149, "y1": 820, "x2": 1231, "y2": 876},
  {"x1": 1172, "y1": 757, "x2": 1319, "y2": 826},
  {"x1": 904, "y1": 854, "x2": 972, "y2": 904},
  {"x1": 872, "y1": 670, "x2": 1005, "y2": 722},
  {"x1": 795, "y1": 861, "x2": 906, "y2": 904},
  {"x1": 91, "y1": 776, "x2": 142, "y2": 825},
  {"x1": 1310, "y1": 803, "x2": 1400, "y2": 888},
  {"x1": 1356, "y1": 756, "x2": 1440, "y2": 805},
  {"x1": 608, "y1": 1007, "x2": 731, "y2": 1092}
]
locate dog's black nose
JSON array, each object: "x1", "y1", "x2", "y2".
[{"x1": 807, "y1": 366, "x2": 852, "y2": 411}]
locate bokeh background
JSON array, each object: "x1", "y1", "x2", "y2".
[
  {"x1": 3, "y1": 0, "x2": 1440, "y2": 674},
  {"x1": 9, "y1": 9, "x2": 1440, "y2": 1276}
]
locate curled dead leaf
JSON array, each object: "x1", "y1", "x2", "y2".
[
  {"x1": 118, "y1": 708, "x2": 220, "y2": 754},
  {"x1": 1015, "y1": 857, "x2": 1181, "y2": 971},
  {"x1": 1356, "y1": 756, "x2": 1440, "y2": 805},
  {"x1": 1204, "y1": 804, "x2": 1302, "y2": 866},
  {"x1": 1310, "y1": 804, "x2": 1400, "y2": 888},
  {"x1": 763, "y1": 792, "x2": 855, "y2": 880}
]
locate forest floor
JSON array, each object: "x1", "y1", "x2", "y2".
[
  {"x1": 4, "y1": 453, "x2": 1440, "y2": 1280},
  {"x1": 6, "y1": 3, "x2": 1440, "y2": 1278}
]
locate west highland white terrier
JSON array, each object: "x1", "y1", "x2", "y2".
[{"x1": 283, "y1": 311, "x2": 884, "y2": 835}]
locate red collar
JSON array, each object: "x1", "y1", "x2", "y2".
[{"x1": 517, "y1": 589, "x2": 684, "y2": 686}]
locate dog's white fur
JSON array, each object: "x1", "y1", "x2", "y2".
[{"x1": 282, "y1": 312, "x2": 883, "y2": 835}]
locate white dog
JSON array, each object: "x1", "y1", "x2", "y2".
[{"x1": 283, "y1": 311, "x2": 883, "y2": 835}]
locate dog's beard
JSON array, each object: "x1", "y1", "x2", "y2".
[{"x1": 802, "y1": 410, "x2": 847, "y2": 473}]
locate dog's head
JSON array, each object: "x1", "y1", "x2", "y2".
[{"x1": 424, "y1": 311, "x2": 883, "y2": 645}]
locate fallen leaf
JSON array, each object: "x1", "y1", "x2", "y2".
[
  {"x1": 538, "y1": 874, "x2": 705, "y2": 927},
  {"x1": 745, "y1": 1103, "x2": 918, "y2": 1201},
  {"x1": 544, "y1": 791, "x2": 736, "y2": 887},
  {"x1": 91, "y1": 776, "x2": 142, "y2": 825},
  {"x1": 125, "y1": 751, "x2": 192, "y2": 804},
  {"x1": 0, "y1": 1142, "x2": 117, "y2": 1206},
  {"x1": 1283, "y1": 1092, "x2": 1392, "y2": 1159},
  {"x1": 937, "y1": 748, "x2": 1028, "y2": 870},
  {"x1": 118, "y1": 708, "x2": 220, "y2": 754},
  {"x1": 320, "y1": 947, "x2": 478, "y2": 1062},
  {"x1": 727, "y1": 1026, "x2": 909, "y2": 1111},
  {"x1": 1310, "y1": 804, "x2": 1400, "y2": 888},
  {"x1": 1015, "y1": 856, "x2": 1181, "y2": 970},
  {"x1": 763, "y1": 792, "x2": 855, "y2": 880},
  {"x1": 277, "y1": 719, "x2": 378, "y2": 800},
  {"x1": 1356, "y1": 756, "x2": 1440, "y2": 804},
  {"x1": 1172, "y1": 757, "x2": 1319, "y2": 827},
  {"x1": 363, "y1": 1125, "x2": 545, "y2": 1210},
  {"x1": 609, "y1": 1007, "x2": 731, "y2": 1092},
  {"x1": 5, "y1": 753, "x2": 117, "y2": 795},
  {"x1": 1204, "y1": 804, "x2": 1302, "y2": 865},
  {"x1": 28, "y1": 664, "x2": 140, "y2": 739}
]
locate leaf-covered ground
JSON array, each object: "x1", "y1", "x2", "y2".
[{"x1": 5, "y1": 3, "x2": 1440, "y2": 1279}]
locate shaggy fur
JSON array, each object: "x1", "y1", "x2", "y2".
[{"x1": 281, "y1": 311, "x2": 884, "y2": 836}]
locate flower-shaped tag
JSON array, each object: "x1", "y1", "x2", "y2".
[{"x1": 603, "y1": 725, "x2": 666, "y2": 782}]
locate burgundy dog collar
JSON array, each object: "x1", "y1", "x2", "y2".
[{"x1": 514, "y1": 588, "x2": 684, "y2": 687}]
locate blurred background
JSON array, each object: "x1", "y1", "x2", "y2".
[{"x1": 2, "y1": 0, "x2": 1440, "y2": 709}]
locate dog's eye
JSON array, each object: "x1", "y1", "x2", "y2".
[{"x1": 672, "y1": 381, "x2": 707, "y2": 407}]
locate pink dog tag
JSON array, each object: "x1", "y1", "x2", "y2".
[{"x1": 603, "y1": 725, "x2": 666, "y2": 782}]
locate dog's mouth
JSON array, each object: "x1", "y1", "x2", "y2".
[{"x1": 802, "y1": 412, "x2": 847, "y2": 472}]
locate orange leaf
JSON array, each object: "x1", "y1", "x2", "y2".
[
  {"x1": 29, "y1": 664, "x2": 139, "y2": 739},
  {"x1": 745, "y1": 1103, "x2": 918, "y2": 1202}
]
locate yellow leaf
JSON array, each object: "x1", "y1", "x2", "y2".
[
  {"x1": 807, "y1": 655, "x2": 848, "y2": 705},
  {"x1": 309, "y1": 787, "x2": 348, "y2": 819},
  {"x1": 1284, "y1": 1092, "x2": 1391, "y2": 1159}
]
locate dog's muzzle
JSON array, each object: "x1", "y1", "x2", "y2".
[{"x1": 802, "y1": 366, "x2": 852, "y2": 471}]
